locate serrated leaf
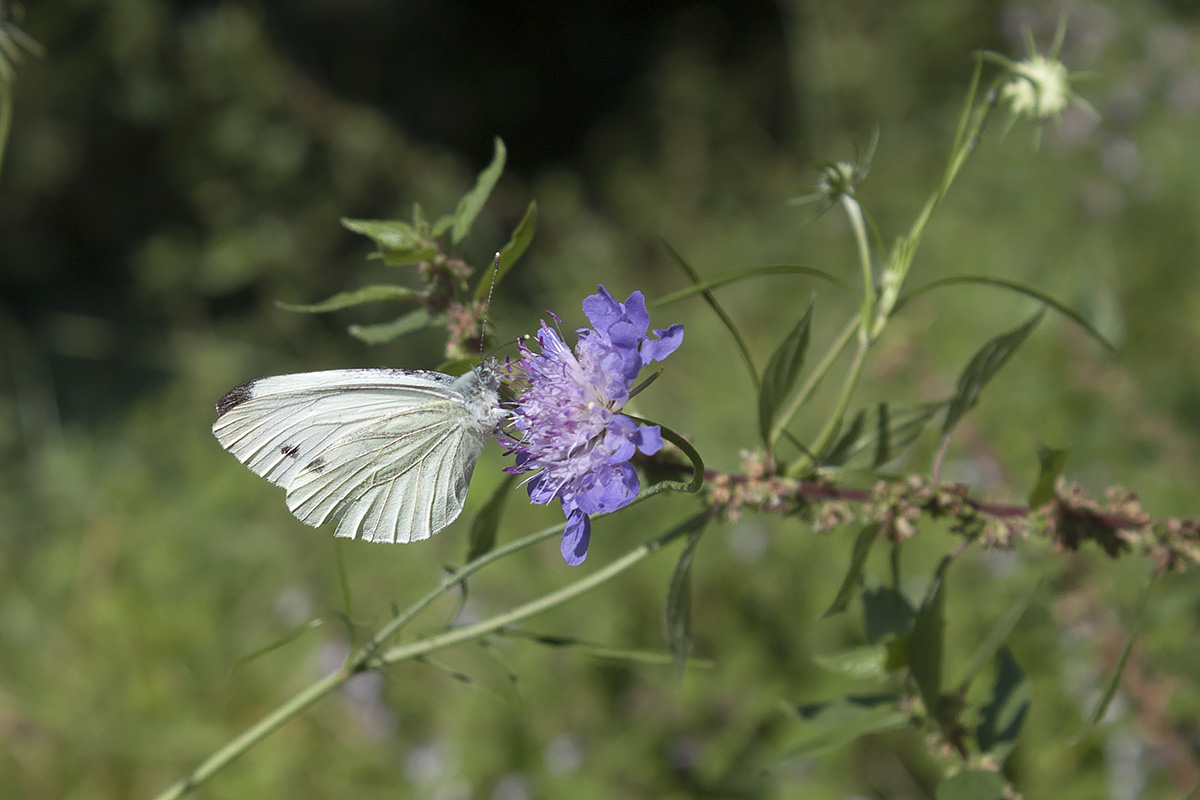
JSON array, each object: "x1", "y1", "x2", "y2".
[
  {"x1": 342, "y1": 218, "x2": 437, "y2": 265},
  {"x1": 348, "y1": 308, "x2": 442, "y2": 345},
  {"x1": 862, "y1": 585, "x2": 915, "y2": 644},
  {"x1": 759, "y1": 304, "x2": 815, "y2": 446},
  {"x1": 977, "y1": 646, "x2": 1030, "y2": 763},
  {"x1": 1029, "y1": 443, "x2": 1068, "y2": 507},
  {"x1": 1076, "y1": 576, "x2": 1156, "y2": 741},
  {"x1": 955, "y1": 584, "x2": 1040, "y2": 694},
  {"x1": 813, "y1": 644, "x2": 889, "y2": 681},
  {"x1": 778, "y1": 695, "x2": 909, "y2": 759},
  {"x1": 452, "y1": 137, "x2": 506, "y2": 245},
  {"x1": 665, "y1": 522, "x2": 706, "y2": 679},
  {"x1": 907, "y1": 558, "x2": 950, "y2": 714},
  {"x1": 465, "y1": 475, "x2": 517, "y2": 563},
  {"x1": 935, "y1": 769, "x2": 1006, "y2": 800},
  {"x1": 276, "y1": 284, "x2": 421, "y2": 314},
  {"x1": 942, "y1": 310, "x2": 1043, "y2": 437},
  {"x1": 822, "y1": 524, "x2": 881, "y2": 618},
  {"x1": 476, "y1": 200, "x2": 537, "y2": 300}
]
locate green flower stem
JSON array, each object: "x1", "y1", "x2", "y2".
[
  {"x1": 357, "y1": 520, "x2": 566, "y2": 659},
  {"x1": 152, "y1": 513, "x2": 695, "y2": 800},
  {"x1": 841, "y1": 193, "x2": 874, "y2": 336},
  {"x1": 372, "y1": 513, "x2": 704, "y2": 669}
]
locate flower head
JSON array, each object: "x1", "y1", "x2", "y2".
[{"x1": 501, "y1": 286, "x2": 684, "y2": 565}]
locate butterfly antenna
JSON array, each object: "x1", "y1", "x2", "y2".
[{"x1": 479, "y1": 252, "x2": 501, "y2": 356}]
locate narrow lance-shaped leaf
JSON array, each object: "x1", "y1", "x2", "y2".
[
  {"x1": 895, "y1": 274, "x2": 1116, "y2": 353},
  {"x1": 465, "y1": 475, "x2": 517, "y2": 563},
  {"x1": 819, "y1": 408, "x2": 867, "y2": 468},
  {"x1": 348, "y1": 308, "x2": 443, "y2": 345},
  {"x1": 976, "y1": 646, "x2": 1031, "y2": 764},
  {"x1": 776, "y1": 695, "x2": 909, "y2": 760},
  {"x1": 942, "y1": 310, "x2": 1044, "y2": 437},
  {"x1": 276, "y1": 284, "x2": 421, "y2": 314},
  {"x1": 1075, "y1": 576, "x2": 1156, "y2": 742},
  {"x1": 1029, "y1": 443, "x2": 1068, "y2": 508},
  {"x1": 650, "y1": 263, "x2": 849, "y2": 307},
  {"x1": 907, "y1": 557, "x2": 950, "y2": 715},
  {"x1": 662, "y1": 239, "x2": 759, "y2": 388},
  {"x1": 759, "y1": 303, "x2": 814, "y2": 447},
  {"x1": 475, "y1": 200, "x2": 537, "y2": 300},
  {"x1": 955, "y1": 583, "x2": 1040, "y2": 694},
  {"x1": 821, "y1": 524, "x2": 881, "y2": 618},
  {"x1": 452, "y1": 137, "x2": 507, "y2": 245},
  {"x1": 862, "y1": 585, "x2": 915, "y2": 644},
  {"x1": 813, "y1": 644, "x2": 890, "y2": 681}
]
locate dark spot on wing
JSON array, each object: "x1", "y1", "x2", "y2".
[
  {"x1": 307, "y1": 456, "x2": 326, "y2": 474},
  {"x1": 281, "y1": 444, "x2": 300, "y2": 458},
  {"x1": 216, "y1": 380, "x2": 258, "y2": 416}
]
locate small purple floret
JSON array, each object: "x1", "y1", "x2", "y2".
[{"x1": 501, "y1": 286, "x2": 684, "y2": 565}]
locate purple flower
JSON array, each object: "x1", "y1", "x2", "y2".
[{"x1": 501, "y1": 286, "x2": 684, "y2": 565}]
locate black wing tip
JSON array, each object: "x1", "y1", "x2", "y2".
[{"x1": 215, "y1": 380, "x2": 257, "y2": 416}]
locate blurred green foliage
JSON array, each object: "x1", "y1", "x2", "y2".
[{"x1": 3, "y1": 1, "x2": 1200, "y2": 798}]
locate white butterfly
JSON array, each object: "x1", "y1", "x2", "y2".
[{"x1": 213, "y1": 360, "x2": 507, "y2": 544}]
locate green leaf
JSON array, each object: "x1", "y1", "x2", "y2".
[
  {"x1": 465, "y1": 475, "x2": 517, "y2": 563},
  {"x1": 341, "y1": 218, "x2": 437, "y2": 265},
  {"x1": 942, "y1": 311, "x2": 1043, "y2": 437},
  {"x1": 348, "y1": 308, "x2": 443, "y2": 345},
  {"x1": 498, "y1": 630, "x2": 713, "y2": 668},
  {"x1": 977, "y1": 646, "x2": 1030, "y2": 763},
  {"x1": 276, "y1": 284, "x2": 421, "y2": 314},
  {"x1": 813, "y1": 644, "x2": 889, "y2": 681},
  {"x1": 907, "y1": 558, "x2": 950, "y2": 714},
  {"x1": 234, "y1": 613, "x2": 355, "y2": 669},
  {"x1": 476, "y1": 200, "x2": 537, "y2": 300},
  {"x1": 1029, "y1": 444, "x2": 1068, "y2": 507},
  {"x1": 895, "y1": 274, "x2": 1117, "y2": 353},
  {"x1": 452, "y1": 137, "x2": 506, "y2": 245},
  {"x1": 862, "y1": 585, "x2": 915, "y2": 644},
  {"x1": 1076, "y1": 576, "x2": 1156, "y2": 741},
  {"x1": 955, "y1": 584, "x2": 1040, "y2": 694},
  {"x1": 818, "y1": 407, "x2": 867, "y2": 468},
  {"x1": 759, "y1": 303, "x2": 814, "y2": 447},
  {"x1": 665, "y1": 522, "x2": 706, "y2": 679},
  {"x1": 821, "y1": 524, "x2": 881, "y2": 618},
  {"x1": 650, "y1": 263, "x2": 848, "y2": 306},
  {"x1": 936, "y1": 769, "x2": 1006, "y2": 800},
  {"x1": 778, "y1": 695, "x2": 909, "y2": 759},
  {"x1": 662, "y1": 239, "x2": 759, "y2": 387}
]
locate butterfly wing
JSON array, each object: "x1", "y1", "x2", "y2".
[{"x1": 213, "y1": 367, "x2": 501, "y2": 543}]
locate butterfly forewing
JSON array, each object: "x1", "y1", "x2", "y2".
[{"x1": 213, "y1": 365, "x2": 503, "y2": 544}]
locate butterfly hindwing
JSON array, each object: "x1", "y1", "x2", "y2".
[{"x1": 213, "y1": 366, "x2": 501, "y2": 543}]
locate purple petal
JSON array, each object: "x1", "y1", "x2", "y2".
[
  {"x1": 561, "y1": 510, "x2": 592, "y2": 566},
  {"x1": 620, "y1": 291, "x2": 650, "y2": 334},
  {"x1": 632, "y1": 424, "x2": 663, "y2": 455},
  {"x1": 641, "y1": 324, "x2": 685, "y2": 364},
  {"x1": 582, "y1": 286, "x2": 622, "y2": 336}
]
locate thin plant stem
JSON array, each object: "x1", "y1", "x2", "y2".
[
  {"x1": 372, "y1": 513, "x2": 704, "y2": 668},
  {"x1": 787, "y1": 335, "x2": 869, "y2": 477},
  {"x1": 841, "y1": 193, "x2": 874, "y2": 337},
  {"x1": 153, "y1": 512, "x2": 698, "y2": 800}
]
